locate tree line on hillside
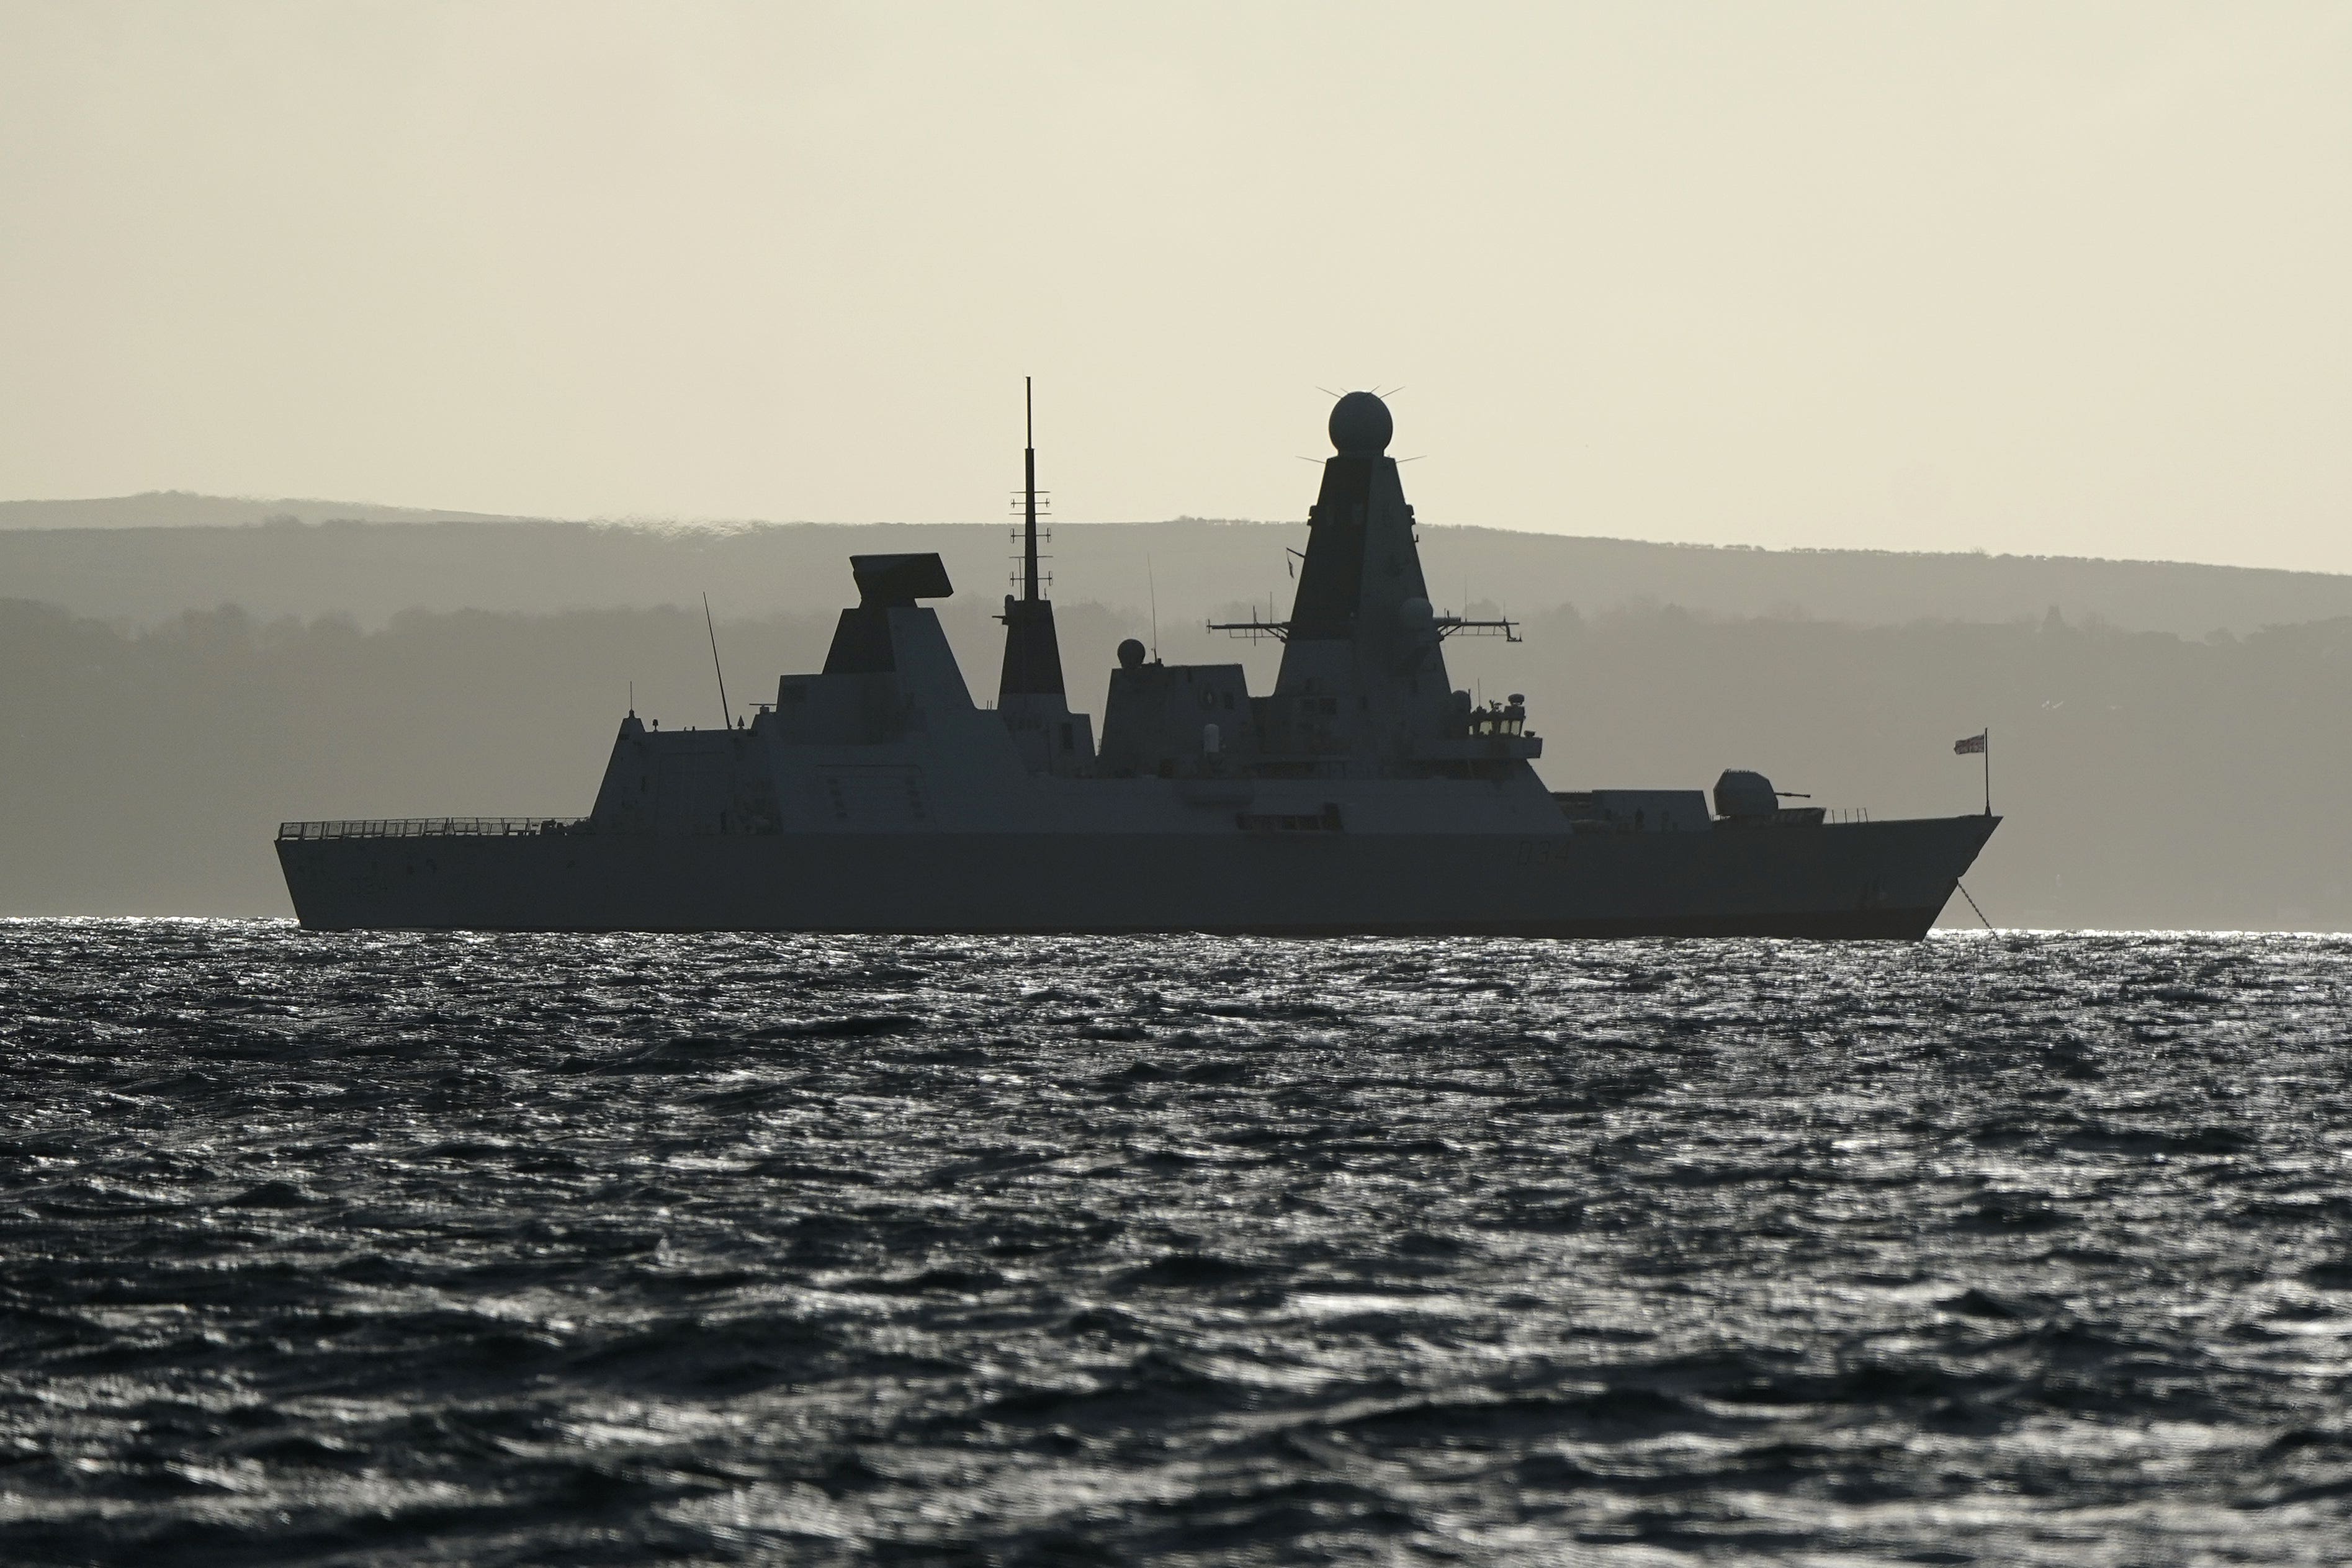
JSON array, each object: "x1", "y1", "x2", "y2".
[{"x1": 2, "y1": 596, "x2": 2346, "y2": 930}]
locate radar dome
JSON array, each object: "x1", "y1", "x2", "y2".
[
  {"x1": 1117, "y1": 638, "x2": 1147, "y2": 670},
  {"x1": 1328, "y1": 391, "x2": 1393, "y2": 455}
]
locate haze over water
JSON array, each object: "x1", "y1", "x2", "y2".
[{"x1": 5, "y1": 921, "x2": 2348, "y2": 1564}]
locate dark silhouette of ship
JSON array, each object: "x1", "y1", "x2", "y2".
[{"x1": 278, "y1": 390, "x2": 1996, "y2": 936}]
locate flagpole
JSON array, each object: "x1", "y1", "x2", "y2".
[{"x1": 1983, "y1": 727, "x2": 1991, "y2": 817}]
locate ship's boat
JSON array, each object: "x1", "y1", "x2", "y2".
[{"x1": 277, "y1": 390, "x2": 1996, "y2": 936}]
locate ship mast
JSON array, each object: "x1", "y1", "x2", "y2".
[
  {"x1": 995, "y1": 376, "x2": 1070, "y2": 717},
  {"x1": 1023, "y1": 376, "x2": 1039, "y2": 604}
]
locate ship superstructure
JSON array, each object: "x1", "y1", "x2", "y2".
[{"x1": 277, "y1": 391, "x2": 1996, "y2": 936}]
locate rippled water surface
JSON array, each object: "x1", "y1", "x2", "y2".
[{"x1": 3, "y1": 923, "x2": 2350, "y2": 1566}]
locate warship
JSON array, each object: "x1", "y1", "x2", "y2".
[{"x1": 277, "y1": 389, "x2": 1997, "y2": 936}]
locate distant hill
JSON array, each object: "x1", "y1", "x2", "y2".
[
  {"x1": 5, "y1": 508, "x2": 2352, "y2": 635},
  {"x1": 6, "y1": 497, "x2": 2350, "y2": 929},
  {"x1": 0, "y1": 491, "x2": 526, "y2": 529}
]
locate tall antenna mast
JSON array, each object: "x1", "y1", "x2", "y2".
[
  {"x1": 1022, "y1": 375, "x2": 1040, "y2": 603},
  {"x1": 994, "y1": 375, "x2": 1071, "y2": 713}
]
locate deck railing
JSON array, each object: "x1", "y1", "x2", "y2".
[{"x1": 277, "y1": 818, "x2": 588, "y2": 841}]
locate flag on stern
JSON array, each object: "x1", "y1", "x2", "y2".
[{"x1": 1953, "y1": 732, "x2": 1987, "y2": 755}]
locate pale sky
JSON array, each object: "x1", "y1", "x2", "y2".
[{"x1": 3, "y1": 2, "x2": 2348, "y2": 571}]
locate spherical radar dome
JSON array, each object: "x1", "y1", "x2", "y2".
[{"x1": 1328, "y1": 391, "x2": 1393, "y2": 455}]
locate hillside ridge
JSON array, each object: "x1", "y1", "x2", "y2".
[{"x1": 5, "y1": 508, "x2": 2351, "y2": 637}]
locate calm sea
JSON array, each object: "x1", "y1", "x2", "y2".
[{"x1": 2, "y1": 923, "x2": 2348, "y2": 1565}]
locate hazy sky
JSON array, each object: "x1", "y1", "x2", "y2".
[{"x1": 3, "y1": 2, "x2": 2348, "y2": 571}]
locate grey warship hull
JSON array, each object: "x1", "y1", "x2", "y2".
[
  {"x1": 278, "y1": 814, "x2": 1996, "y2": 938},
  {"x1": 277, "y1": 388, "x2": 1999, "y2": 938}
]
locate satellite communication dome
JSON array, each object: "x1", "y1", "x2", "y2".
[{"x1": 1328, "y1": 391, "x2": 1393, "y2": 455}]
